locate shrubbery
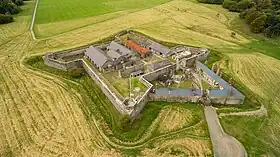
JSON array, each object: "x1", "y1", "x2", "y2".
[
  {"x1": 69, "y1": 68, "x2": 85, "y2": 78},
  {"x1": 0, "y1": 0, "x2": 25, "y2": 24},
  {"x1": 120, "y1": 114, "x2": 131, "y2": 132},
  {"x1": 198, "y1": 0, "x2": 223, "y2": 4},
  {"x1": 0, "y1": 14, "x2": 13, "y2": 24}
]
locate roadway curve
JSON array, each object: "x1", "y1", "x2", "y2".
[{"x1": 204, "y1": 106, "x2": 247, "y2": 157}]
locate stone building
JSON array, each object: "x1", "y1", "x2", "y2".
[
  {"x1": 85, "y1": 46, "x2": 113, "y2": 72},
  {"x1": 124, "y1": 40, "x2": 151, "y2": 58},
  {"x1": 148, "y1": 60, "x2": 172, "y2": 72},
  {"x1": 148, "y1": 42, "x2": 171, "y2": 57},
  {"x1": 85, "y1": 42, "x2": 132, "y2": 72},
  {"x1": 196, "y1": 61, "x2": 245, "y2": 104}
]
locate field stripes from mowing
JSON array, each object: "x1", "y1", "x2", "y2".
[{"x1": 35, "y1": 0, "x2": 171, "y2": 24}]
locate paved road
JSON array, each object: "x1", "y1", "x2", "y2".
[{"x1": 204, "y1": 106, "x2": 247, "y2": 157}]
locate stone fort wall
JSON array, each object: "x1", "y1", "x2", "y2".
[
  {"x1": 82, "y1": 60, "x2": 128, "y2": 114},
  {"x1": 148, "y1": 94, "x2": 200, "y2": 103}
]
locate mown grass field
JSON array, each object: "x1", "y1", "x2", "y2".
[
  {"x1": 1, "y1": 0, "x2": 280, "y2": 156},
  {"x1": 35, "y1": 0, "x2": 171, "y2": 24}
]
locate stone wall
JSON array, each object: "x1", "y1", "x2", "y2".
[
  {"x1": 82, "y1": 60, "x2": 128, "y2": 114},
  {"x1": 44, "y1": 57, "x2": 83, "y2": 71},
  {"x1": 210, "y1": 96, "x2": 244, "y2": 105},
  {"x1": 130, "y1": 75, "x2": 153, "y2": 120},
  {"x1": 119, "y1": 63, "x2": 144, "y2": 77},
  {"x1": 44, "y1": 48, "x2": 85, "y2": 71},
  {"x1": 149, "y1": 94, "x2": 200, "y2": 103},
  {"x1": 197, "y1": 51, "x2": 210, "y2": 62},
  {"x1": 143, "y1": 64, "x2": 176, "y2": 82}
]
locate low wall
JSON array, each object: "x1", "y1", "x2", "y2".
[
  {"x1": 44, "y1": 56, "x2": 83, "y2": 71},
  {"x1": 149, "y1": 94, "x2": 200, "y2": 103},
  {"x1": 130, "y1": 71, "x2": 154, "y2": 120},
  {"x1": 82, "y1": 60, "x2": 128, "y2": 114},
  {"x1": 143, "y1": 64, "x2": 176, "y2": 82},
  {"x1": 210, "y1": 96, "x2": 244, "y2": 105},
  {"x1": 119, "y1": 64, "x2": 144, "y2": 77}
]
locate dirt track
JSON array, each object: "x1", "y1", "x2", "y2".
[
  {"x1": 204, "y1": 106, "x2": 247, "y2": 157},
  {"x1": 219, "y1": 105, "x2": 267, "y2": 117}
]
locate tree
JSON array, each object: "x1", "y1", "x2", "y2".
[
  {"x1": 245, "y1": 10, "x2": 262, "y2": 23},
  {"x1": 0, "y1": 13, "x2": 13, "y2": 24},
  {"x1": 265, "y1": 23, "x2": 280, "y2": 37},
  {"x1": 198, "y1": 0, "x2": 223, "y2": 4},
  {"x1": 236, "y1": 0, "x2": 254, "y2": 11},
  {"x1": 250, "y1": 14, "x2": 267, "y2": 33}
]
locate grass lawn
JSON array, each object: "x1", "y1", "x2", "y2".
[
  {"x1": 131, "y1": 77, "x2": 147, "y2": 93},
  {"x1": 35, "y1": 0, "x2": 171, "y2": 24},
  {"x1": 103, "y1": 71, "x2": 130, "y2": 98},
  {"x1": 220, "y1": 116, "x2": 280, "y2": 156}
]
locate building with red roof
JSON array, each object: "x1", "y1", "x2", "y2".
[{"x1": 124, "y1": 40, "x2": 151, "y2": 57}]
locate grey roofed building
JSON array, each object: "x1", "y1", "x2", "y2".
[
  {"x1": 196, "y1": 61, "x2": 245, "y2": 99},
  {"x1": 107, "y1": 49, "x2": 121, "y2": 60},
  {"x1": 85, "y1": 46, "x2": 108, "y2": 67},
  {"x1": 149, "y1": 43, "x2": 170, "y2": 55},
  {"x1": 107, "y1": 41, "x2": 131, "y2": 56}
]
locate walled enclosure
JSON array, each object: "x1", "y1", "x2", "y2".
[{"x1": 43, "y1": 31, "x2": 245, "y2": 120}]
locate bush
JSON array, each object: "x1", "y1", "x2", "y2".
[
  {"x1": 197, "y1": 0, "x2": 223, "y2": 4},
  {"x1": 120, "y1": 114, "x2": 131, "y2": 132},
  {"x1": 69, "y1": 68, "x2": 85, "y2": 78},
  {"x1": 13, "y1": 0, "x2": 24, "y2": 6},
  {"x1": 0, "y1": 0, "x2": 22, "y2": 15},
  {"x1": 236, "y1": 0, "x2": 254, "y2": 11},
  {"x1": 250, "y1": 14, "x2": 267, "y2": 33},
  {"x1": 0, "y1": 14, "x2": 13, "y2": 24}
]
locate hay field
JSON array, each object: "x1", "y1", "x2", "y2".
[
  {"x1": 142, "y1": 137, "x2": 212, "y2": 157},
  {"x1": 217, "y1": 53, "x2": 280, "y2": 156},
  {"x1": 34, "y1": 0, "x2": 249, "y2": 48},
  {"x1": 157, "y1": 106, "x2": 197, "y2": 133}
]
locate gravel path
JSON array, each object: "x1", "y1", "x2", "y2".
[
  {"x1": 204, "y1": 106, "x2": 247, "y2": 157},
  {"x1": 30, "y1": 0, "x2": 39, "y2": 40}
]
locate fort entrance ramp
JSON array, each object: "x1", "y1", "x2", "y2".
[{"x1": 204, "y1": 106, "x2": 247, "y2": 157}]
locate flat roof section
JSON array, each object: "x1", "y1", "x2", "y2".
[{"x1": 155, "y1": 88, "x2": 202, "y2": 96}]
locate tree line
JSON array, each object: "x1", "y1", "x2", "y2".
[
  {"x1": 0, "y1": 0, "x2": 25, "y2": 24},
  {"x1": 198, "y1": 0, "x2": 280, "y2": 37}
]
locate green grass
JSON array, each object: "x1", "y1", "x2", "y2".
[
  {"x1": 35, "y1": 0, "x2": 171, "y2": 24},
  {"x1": 220, "y1": 116, "x2": 280, "y2": 157},
  {"x1": 104, "y1": 71, "x2": 130, "y2": 97},
  {"x1": 131, "y1": 77, "x2": 147, "y2": 93}
]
